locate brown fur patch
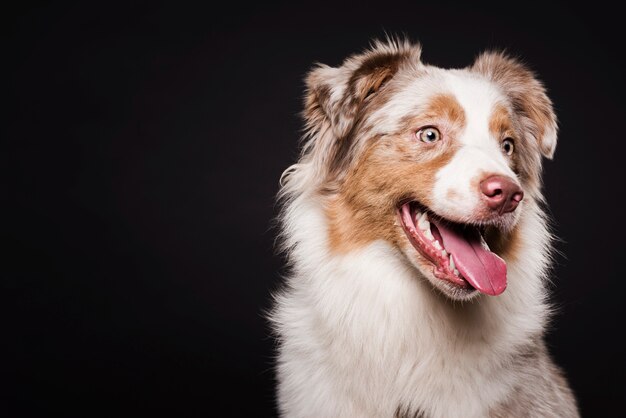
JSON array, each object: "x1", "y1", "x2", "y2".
[
  {"x1": 427, "y1": 94, "x2": 466, "y2": 126},
  {"x1": 350, "y1": 52, "x2": 407, "y2": 101},
  {"x1": 489, "y1": 103, "x2": 515, "y2": 140},
  {"x1": 397, "y1": 94, "x2": 466, "y2": 132},
  {"x1": 327, "y1": 139, "x2": 459, "y2": 253},
  {"x1": 327, "y1": 93, "x2": 467, "y2": 253}
]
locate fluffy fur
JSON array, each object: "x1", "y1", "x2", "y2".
[{"x1": 271, "y1": 39, "x2": 578, "y2": 417}]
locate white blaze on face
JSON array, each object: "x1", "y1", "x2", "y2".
[{"x1": 431, "y1": 72, "x2": 519, "y2": 220}]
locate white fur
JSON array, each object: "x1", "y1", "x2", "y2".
[{"x1": 273, "y1": 189, "x2": 551, "y2": 417}]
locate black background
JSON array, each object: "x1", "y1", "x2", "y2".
[{"x1": 5, "y1": 1, "x2": 626, "y2": 417}]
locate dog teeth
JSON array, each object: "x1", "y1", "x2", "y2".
[
  {"x1": 479, "y1": 233, "x2": 490, "y2": 251},
  {"x1": 411, "y1": 211, "x2": 461, "y2": 280},
  {"x1": 417, "y1": 212, "x2": 430, "y2": 231}
]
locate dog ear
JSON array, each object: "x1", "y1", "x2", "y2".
[
  {"x1": 304, "y1": 40, "x2": 419, "y2": 140},
  {"x1": 472, "y1": 52, "x2": 558, "y2": 159}
]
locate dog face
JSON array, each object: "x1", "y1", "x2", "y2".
[{"x1": 301, "y1": 40, "x2": 556, "y2": 301}]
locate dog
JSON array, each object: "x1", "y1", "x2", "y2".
[{"x1": 271, "y1": 39, "x2": 579, "y2": 417}]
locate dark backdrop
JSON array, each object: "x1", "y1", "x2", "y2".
[{"x1": 5, "y1": 1, "x2": 625, "y2": 417}]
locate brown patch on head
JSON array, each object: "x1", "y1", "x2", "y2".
[
  {"x1": 427, "y1": 94, "x2": 466, "y2": 126},
  {"x1": 397, "y1": 93, "x2": 466, "y2": 132},
  {"x1": 488, "y1": 104, "x2": 524, "y2": 176},
  {"x1": 489, "y1": 103, "x2": 515, "y2": 139}
]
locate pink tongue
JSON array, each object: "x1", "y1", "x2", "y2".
[{"x1": 431, "y1": 219, "x2": 507, "y2": 296}]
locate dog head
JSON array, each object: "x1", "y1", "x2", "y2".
[{"x1": 295, "y1": 39, "x2": 556, "y2": 301}]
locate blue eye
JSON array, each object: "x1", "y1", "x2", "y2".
[{"x1": 417, "y1": 127, "x2": 441, "y2": 143}]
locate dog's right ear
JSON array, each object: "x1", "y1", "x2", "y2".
[{"x1": 303, "y1": 40, "x2": 420, "y2": 140}]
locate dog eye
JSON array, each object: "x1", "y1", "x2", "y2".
[
  {"x1": 501, "y1": 138, "x2": 515, "y2": 156},
  {"x1": 417, "y1": 127, "x2": 441, "y2": 143}
]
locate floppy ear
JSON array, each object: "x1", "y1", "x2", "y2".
[
  {"x1": 304, "y1": 39, "x2": 420, "y2": 140},
  {"x1": 472, "y1": 52, "x2": 558, "y2": 159}
]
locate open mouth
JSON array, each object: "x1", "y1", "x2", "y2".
[{"x1": 398, "y1": 202, "x2": 507, "y2": 296}]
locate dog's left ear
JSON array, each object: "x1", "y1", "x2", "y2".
[
  {"x1": 305, "y1": 40, "x2": 420, "y2": 140},
  {"x1": 472, "y1": 52, "x2": 558, "y2": 159}
]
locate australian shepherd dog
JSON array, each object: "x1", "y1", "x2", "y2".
[{"x1": 271, "y1": 39, "x2": 579, "y2": 417}]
